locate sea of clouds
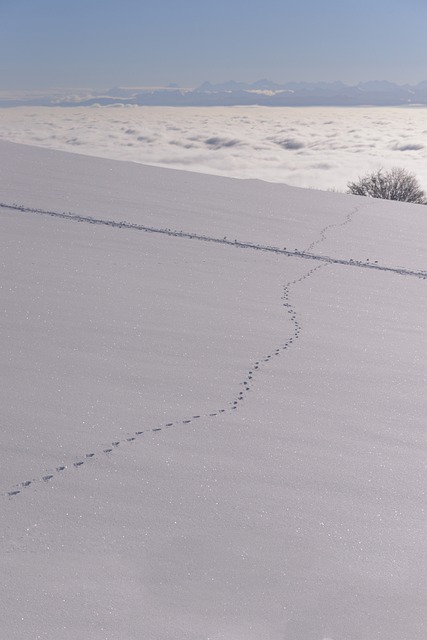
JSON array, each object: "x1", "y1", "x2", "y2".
[{"x1": 1, "y1": 105, "x2": 427, "y2": 192}]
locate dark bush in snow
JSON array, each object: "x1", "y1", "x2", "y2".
[{"x1": 347, "y1": 167, "x2": 426, "y2": 204}]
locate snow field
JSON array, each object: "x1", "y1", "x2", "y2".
[{"x1": 1, "y1": 140, "x2": 427, "y2": 639}]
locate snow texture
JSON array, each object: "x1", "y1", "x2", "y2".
[{"x1": 1, "y1": 140, "x2": 427, "y2": 639}]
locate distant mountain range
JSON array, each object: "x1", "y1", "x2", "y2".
[{"x1": 3, "y1": 80, "x2": 427, "y2": 107}]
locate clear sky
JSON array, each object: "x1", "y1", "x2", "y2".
[{"x1": 1, "y1": 0, "x2": 427, "y2": 90}]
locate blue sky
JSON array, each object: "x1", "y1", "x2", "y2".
[{"x1": 1, "y1": 0, "x2": 427, "y2": 89}]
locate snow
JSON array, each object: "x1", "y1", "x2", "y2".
[{"x1": 1, "y1": 139, "x2": 427, "y2": 639}]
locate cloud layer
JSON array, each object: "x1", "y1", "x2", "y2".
[{"x1": 1, "y1": 105, "x2": 427, "y2": 192}]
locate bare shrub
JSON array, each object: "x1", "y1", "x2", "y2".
[{"x1": 347, "y1": 167, "x2": 426, "y2": 204}]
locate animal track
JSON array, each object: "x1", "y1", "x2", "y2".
[
  {"x1": 6, "y1": 200, "x2": 423, "y2": 500},
  {"x1": 304, "y1": 205, "x2": 365, "y2": 255},
  {"x1": 2, "y1": 201, "x2": 426, "y2": 279}
]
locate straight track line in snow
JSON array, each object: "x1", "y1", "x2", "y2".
[
  {"x1": 1, "y1": 202, "x2": 426, "y2": 280},
  {"x1": 2, "y1": 199, "x2": 425, "y2": 499}
]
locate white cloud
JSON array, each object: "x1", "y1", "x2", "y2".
[{"x1": 1, "y1": 105, "x2": 427, "y2": 192}]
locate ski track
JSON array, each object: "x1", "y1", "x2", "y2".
[
  {"x1": 1, "y1": 202, "x2": 426, "y2": 280},
  {"x1": 2, "y1": 201, "x2": 425, "y2": 499}
]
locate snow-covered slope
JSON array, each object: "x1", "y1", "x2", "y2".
[{"x1": 1, "y1": 140, "x2": 426, "y2": 639}]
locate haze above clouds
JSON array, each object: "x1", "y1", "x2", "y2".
[
  {"x1": 1, "y1": 105, "x2": 427, "y2": 192},
  {"x1": 1, "y1": 0, "x2": 427, "y2": 89}
]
